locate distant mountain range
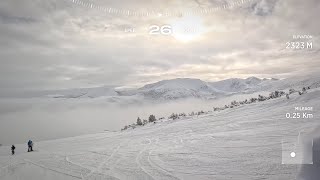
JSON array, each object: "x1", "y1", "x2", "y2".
[{"x1": 40, "y1": 74, "x2": 320, "y2": 100}]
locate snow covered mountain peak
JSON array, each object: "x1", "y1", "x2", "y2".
[
  {"x1": 140, "y1": 78, "x2": 208, "y2": 90},
  {"x1": 209, "y1": 76, "x2": 264, "y2": 93},
  {"x1": 138, "y1": 78, "x2": 217, "y2": 100},
  {"x1": 245, "y1": 76, "x2": 261, "y2": 84}
]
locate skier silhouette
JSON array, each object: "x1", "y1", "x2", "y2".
[
  {"x1": 27, "y1": 140, "x2": 33, "y2": 152},
  {"x1": 11, "y1": 145, "x2": 15, "y2": 155}
]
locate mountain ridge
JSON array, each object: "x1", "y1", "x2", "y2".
[
  {"x1": 13, "y1": 74, "x2": 320, "y2": 100},
  {"x1": 44, "y1": 76, "x2": 275, "y2": 100}
]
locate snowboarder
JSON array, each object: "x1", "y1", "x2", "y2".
[
  {"x1": 11, "y1": 145, "x2": 15, "y2": 155},
  {"x1": 27, "y1": 140, "x2": 33, "y2": 152}
]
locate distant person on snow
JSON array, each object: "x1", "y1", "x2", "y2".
[
  {"x1": 11, "y1": 145, "x2": 15, "y2": 155},
  {"x1": 27, "y1": 140, "x2": 33, "y2": 152}
]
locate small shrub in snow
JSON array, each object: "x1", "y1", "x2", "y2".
[
  {"x1": 136, "y1": 117, "x2": 143, "y2": 126},
  {"x1": 302, "y1": 87, "x2": 307, "y2": 93},
  {"x1": 250, "y1": 98, "x2": 257, "y2": 103},
  {"x1": 121, "y1": 125, "x2": 128, "y2": 131},
  {"x1": 169, "y1": 113, "x2": 179, "y2": 120},
  {"x1": 289, "y1": 89, "x2": 296, "y2": 94},
  {"x1": 231, "y1": 100, "x2": 239, "y2": 106},
  {"x1": 258, "y1": 95, "x2": 267, "y2": 101},
  {"x1": 149, "y1": 115, "x2": 156, "y2": 122}
]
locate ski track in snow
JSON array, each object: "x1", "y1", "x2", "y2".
[
  {"x1": 0, "y1": 88, "x2": 320, "y2": 179},
  {"x1": 23, "y1": 159, "x2": 82, "y2": 179},
  {"x1": 84, "y1": 144, "x2": 121, "y2": 179},
  {"x1": 135, "y1": 138, "x2": 155, "y2": 179}
]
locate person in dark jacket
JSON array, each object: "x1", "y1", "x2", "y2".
[
  {"x1": 11, "y1": 145, "x2": 15, "y2": 155},
  {"x1": 27, "y1": 140, "x2": 33, "y2": 152}
]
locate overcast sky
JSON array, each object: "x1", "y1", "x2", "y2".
[{"x1": 0, "y1": 0, "x2": 319, "y2": 92}]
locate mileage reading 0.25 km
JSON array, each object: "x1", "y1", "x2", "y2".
[{"x1": 285, "y1": 112, "x2": 313, "y2": 119}]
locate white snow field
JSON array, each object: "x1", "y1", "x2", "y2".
[{"x1": 0, "y1": 89, "x2": 319, "y2": 180}]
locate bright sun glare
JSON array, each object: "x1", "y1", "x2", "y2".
[{"x1": 171, "y1": 15, "x2": 206, "y2": 42}]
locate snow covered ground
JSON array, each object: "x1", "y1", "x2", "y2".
[{"x1": 1, "y1": 87, "x2": 319, "y2": 179}]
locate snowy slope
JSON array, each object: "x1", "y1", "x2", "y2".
[{"x1": 1, "y1": 88, "x2": 319, "y2": 180}]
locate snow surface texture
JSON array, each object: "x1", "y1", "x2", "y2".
[{"x1": 1, "y1": 88, "x2": 319, "y2": 179}]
